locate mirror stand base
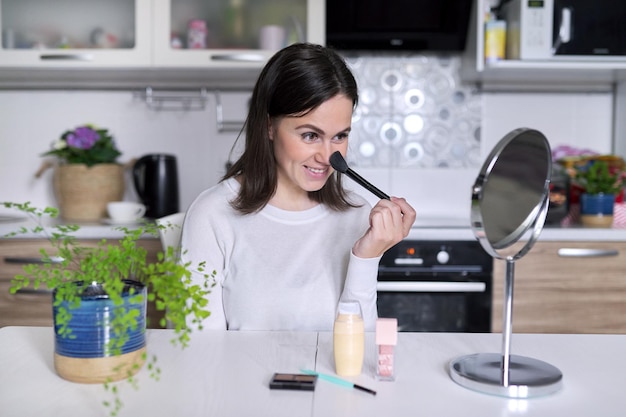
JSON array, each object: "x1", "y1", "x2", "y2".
[{"x1": 449, "y1": 353, "x2": 563, "y2": 398}]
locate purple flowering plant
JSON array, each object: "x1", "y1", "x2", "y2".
[{"x1": 43, "y1": 124, "x2": 121, "y2": 167}]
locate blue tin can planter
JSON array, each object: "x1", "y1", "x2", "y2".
[
  {"x1": 53, "y1": 280, "x2": 147, "y2": 383},
  {"x1": 580, "y1": 193, "x2": 615, "y2": 228}
]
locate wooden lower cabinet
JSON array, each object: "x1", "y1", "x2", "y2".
[
  {"x1": 492, "y1": 241, "x2": 626, "y2": 334},
  {"x1": 0, "y1": 238, "x2": 164, "y2": 328}
]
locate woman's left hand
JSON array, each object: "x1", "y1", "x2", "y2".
[{"x1": 352, "y1": 197, "x2": 416, "y2": 259}]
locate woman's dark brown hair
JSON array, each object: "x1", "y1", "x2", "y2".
[{"x1": 223, "y1": 43, "x2": 359, "y2": 214}]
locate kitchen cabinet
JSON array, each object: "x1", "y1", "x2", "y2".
[
  {"x1": 462, "y1": 0, "x2": 626, "y2": 90},
  {"x1": 491, "y1": 241, "x2": 626, "y2": 334},
  {"x1": 0, "y1": 238, "x2": 164, "y2": 328},
  {"x1": 153, "y1": 0, "x2": 323, "y2": 68},
  {"x1": 0, "y1": 0, "x2": 151, "y2": 68},
  {"x1": 0, "y1": 0, "x2": 324, "y2": 87}
]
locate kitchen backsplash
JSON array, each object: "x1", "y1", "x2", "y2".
[{"x1": 345, "y1": 54, "x2": 482, "y2": 169}]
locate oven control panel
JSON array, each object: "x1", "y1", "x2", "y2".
[{"x1": 379, "y1": 240, "x2": 492, "y2": 272}]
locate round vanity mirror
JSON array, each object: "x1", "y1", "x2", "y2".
[
  {"x1": 471, "y1": 128, "x2": 551, "y2": 258},
  {"x1": 450, "y1": 128, "x2": 563, "y2": 398}
]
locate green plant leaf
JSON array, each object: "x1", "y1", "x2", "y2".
[{"x1": 575, "y1": 160, "x2": 623, "y2": 195}]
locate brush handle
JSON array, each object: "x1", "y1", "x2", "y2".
[
  {"x1": 300, "y1": 369, "x2": 377, "y2": 395},
  {"x1": 345, "y1": 168, "x2": 390, "y2": 200}
]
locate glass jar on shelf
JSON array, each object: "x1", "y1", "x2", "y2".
[
  {"x1": 0, "y1": 0, "x2": 150, "y2": 68},
  {"x1": 153, "y1": 0, "x2": 318, "y2": 68}
]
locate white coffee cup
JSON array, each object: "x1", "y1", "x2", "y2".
[
  {"x1": 259, "y1": 25, "x2": 286, "y2": 50},
  {"x1": 107, "y1": 202, "x2": 146, "y2": 222}
]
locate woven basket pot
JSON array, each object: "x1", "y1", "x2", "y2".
[{"x1": 53, "y1": 163, "x2": 125, "y2": 221}]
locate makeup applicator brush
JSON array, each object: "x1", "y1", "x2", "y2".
[{"x1": 330, "y1": 151, "x2": 390, "y2": 200}]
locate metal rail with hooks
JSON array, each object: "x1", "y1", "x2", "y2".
[{"x1": 134, "y1": 87, "x2": 246, "y2": 133}]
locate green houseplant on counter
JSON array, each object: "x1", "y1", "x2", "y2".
[
  {"x1": 2, "y1": 202, "x2": 215, "y2": 416},
  {"x1": 574, "y1": 160, "x2": 623, "y2": 228}
]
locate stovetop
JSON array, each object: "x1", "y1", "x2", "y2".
[
  {"x1": 411, "y1": 216, "x2": 471, "y2": 229},
  {"x1": 407, "y1": 216, "x2": 475, "y2": 241}
]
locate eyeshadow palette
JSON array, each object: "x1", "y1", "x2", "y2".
[{"x1": 269, "y1": 373, "x2": 317, "y2": 391}]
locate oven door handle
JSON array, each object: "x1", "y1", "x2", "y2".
[{"x1": 377, "y1": 281, "x2": 486, "y2": 293}]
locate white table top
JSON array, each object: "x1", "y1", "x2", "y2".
[{"x1": 1, "y1": 327, "x2": 624, "y2": 417}]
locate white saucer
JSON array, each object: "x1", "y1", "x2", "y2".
[{"x1": 101, "y1": 218, "x2": 143, "y2": 226}]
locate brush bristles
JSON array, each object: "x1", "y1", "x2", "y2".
[{"x1": 330, "y1": 151, "x2": 349, "y2": 173}]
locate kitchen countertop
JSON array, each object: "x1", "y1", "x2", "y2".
[
  {"x1": 1, "y1": 215, "x2": 624, "y2": 241},
  {"x1": 408, "y1": 223, "x2": 626, "y2": 241},
  {"x1": 1, "y1": 326, "x2": 624, "y2": 417},
  {"x1": 0, "y1": 216, "x2": 157, "y2": 240}
]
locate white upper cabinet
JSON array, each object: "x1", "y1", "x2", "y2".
[
  {"x1": 153, "y1": 0, "x2": 323, "y2": 68},
  {"x1": 0, "y1": 0, "x2": 324, "y2": 75},
  {"x1": 0, "y1": 0, "x2": 151, "y2": 68}
]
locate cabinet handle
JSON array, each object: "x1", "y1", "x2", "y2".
[
  {"x1": 557, "y1": 248, "x2": 619, "y2": 257},
  {"x1": 210, "y1": 53, "x2": 265, "y2": 62},
  {"x1": 377, "y1": 281, "x2": 486, "y2": 293},
  {"x1": 13, "y1": 288, "x2": 52, "y2": 295},
  {"x1": 40, "y1": 54, "x2": 94, "y2": 61},
  {"x1": 4, "y1": 256, "x2": 63, "y2": 265}
]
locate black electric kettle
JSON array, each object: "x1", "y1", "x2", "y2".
[{"x1": 132, "y1": 154, "x2": 179, "y2": 219}]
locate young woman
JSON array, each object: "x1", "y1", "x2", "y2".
[{"x1": 181, "y1": 43, "x2": 416, "y2": 331}]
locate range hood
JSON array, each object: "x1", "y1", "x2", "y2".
[{"x1": 325, "y1": 0, "x2": 473, "y2": 52}]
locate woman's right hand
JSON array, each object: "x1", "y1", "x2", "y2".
[{"x1": 352, "y1": 197, "x2": 416, "y2": 259}]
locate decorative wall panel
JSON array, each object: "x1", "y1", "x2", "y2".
[{"x1": 345, "y1": 54, "x2": 482, "y2": 169}]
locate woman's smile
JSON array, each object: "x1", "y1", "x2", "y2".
[{"x1": 304, "y1": 164, "x2": 329, "y2": 177}]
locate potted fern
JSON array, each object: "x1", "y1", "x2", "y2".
[
  {"x1": 2, "y1": 202, "x2": 214, "y2": 416},
  {"x1": 575, "y1": 160, "x2": 623, "y2": 227}
]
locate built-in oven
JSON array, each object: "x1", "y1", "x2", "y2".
[{"x1": 377, "y1": 240, "x2": 492, "y2": 332}]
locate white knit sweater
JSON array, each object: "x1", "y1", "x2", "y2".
[{"x1": 180, "y1": 177, "x2": 380, "y2": 331}]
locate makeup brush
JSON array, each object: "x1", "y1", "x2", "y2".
[
  {"x1": 301, "y1": 369, "x2": 376, "y2": 396},
  {"x1": 330, "y1": 151, "x2": 390, "y2": 200}
]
